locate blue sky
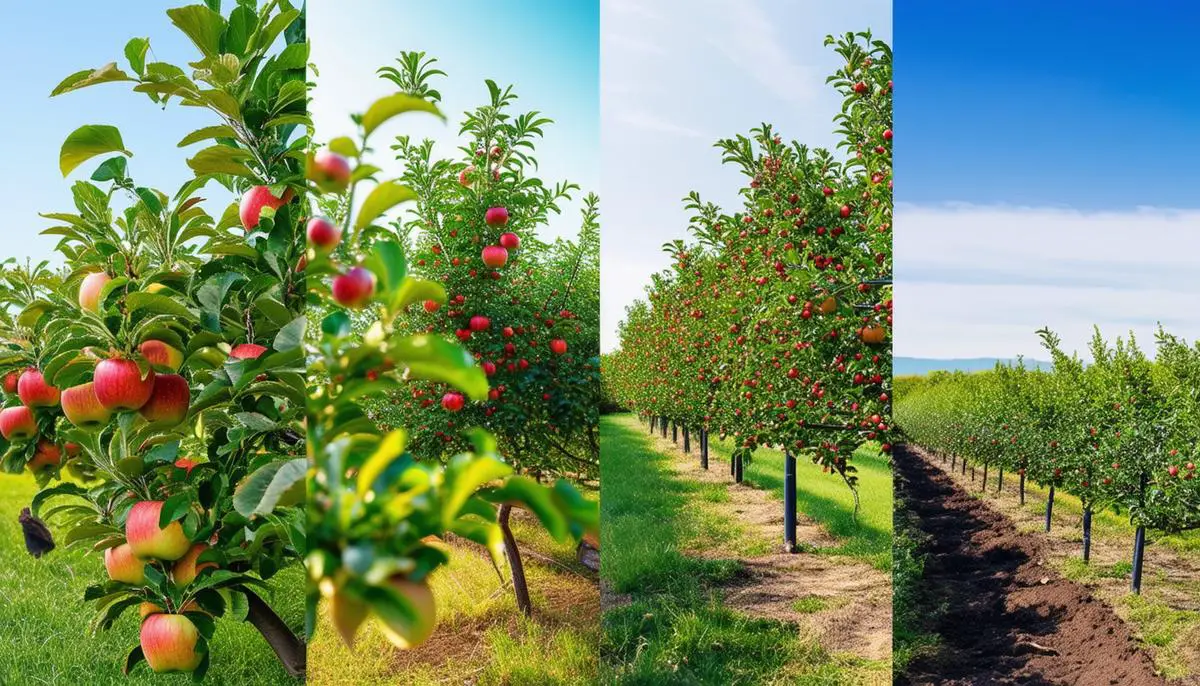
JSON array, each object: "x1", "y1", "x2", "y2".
[
  {"x1": 309, "y1": 0, "x2": 598, "y2": 245},
  {"x1": 895, "y1": 1, "x2": 1200, "y2": 360},
  {"x1": 0, "y1": 3, "x2": 224, "y2": 265},
  {"x1": 600, "y1": 0, "x2": 891, "y2": 352}
]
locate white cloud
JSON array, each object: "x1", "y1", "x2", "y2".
[
  {"x1": 895, "y1": 203, "x2": 1200, "y2": 359},
  {"x1": 704, "y1": 0, "x2": 822, "y2": 104},
  {"x1": 612, "y1": 109, "x2": 710, "y2": 139}
]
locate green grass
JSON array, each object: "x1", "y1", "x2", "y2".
[
  {"x1": 705, "y1": 432, "x2": 893, "y2": 569},
  {"x1": 601, "y1": 414, "x2": 878, "y2": 685},
  {"x1": 0, "y1": 472, "x2": 305, "y2": 685},
  {"x1": 890, "y1": 495, "x2": 940, "y2": 678}
]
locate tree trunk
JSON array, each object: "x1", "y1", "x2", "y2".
[
  {"x1": 245, "y1": 589, "x2": 306, "y2": 678},
  {"x1": 498, "y1": 503, "x2": 532, "y2": 616}
]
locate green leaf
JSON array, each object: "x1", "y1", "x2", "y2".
[
  {"x1": 321, "y1": 311, "x2": 351, "y2": 338},
  {"x1": 395, "y1": 278, "x2": 445, "y2": 311},
  {"x1": 126, "y1": 292, "x2": 196, "y2": 320},
  {"x1": 159, "y1": 492, "x2": 192, "y2": 527},
  {"x1": 355, "y1": 430, "x2": 408, "y2": 497},
  {"x1": 167, "y1": 5, "x2": 226, "y2": 57},
  {"x1": 187, "y1": 145, "x2": 254, "y2": 177},
  {"x1": 233, "y1": 458, "x2": 307, "y2": 517},
  {"x1": 361, "y1": 94, "x2": 444, "y2": 138},
  {"x1": 354, "y1": 181, "x2": 417, "y2": 231},
  {"x1": 326, "y1": 136, "x2": 359, "y2": 158},
  {"x1": 60, "y1": 125, "x2": 131, "y2": 177},
  {"x1": 123, "y1": 645, "x2": 146, "y2": 676},
  {"x1": 389, "y1": 334, "x2": 488, "y2": 401},
  {"x1": 272, "y1": 316, "x2": 306, "y2": 352},
  {"x1": 90, "y1": 157, "x2": 128, "y2": 183},
  {"x1": 125, "y1": 38, "x2": 150, "y2": 76},
  {"x1": 443, "y1": 454, "x2": 511, "y2": 524},
  {"x1": 51, "y1": 63, "x2": 134, "y2": 97},
  {"x1": 178, "y1": 125, "x2": 237, "y2": 147}
]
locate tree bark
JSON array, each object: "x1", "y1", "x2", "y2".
[
  {"x1": 498, "y1": 503, "x2": 532, "y2": 616},
  {"x1": 245, "y1": 589, "x2": 306, "y2": 678}
]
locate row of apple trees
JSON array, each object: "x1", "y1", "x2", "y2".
[
  {"x1": 302, "y1": 51, "x2": 598, "y2": 648},
  {"x1": 895, "y1": 326, "x2": 1200, "y2": 593},
  {"x1": 605, "y1": 32, "x2": 893, "y2": 508},
  {"x1": 3, "y1": 1, "x2": 310, "y2": 680}
]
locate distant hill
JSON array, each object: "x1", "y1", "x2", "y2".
[{"x1": 895, "y1": 357, "x2": 1052, "y2": 376}]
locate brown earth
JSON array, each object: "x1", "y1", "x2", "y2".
[
  {"x1": 649, "y1": 429, "x2": 892, "y2": 662},
  {"x1": 896, "y1": 443, "x2": 1165, "y2": 686}
]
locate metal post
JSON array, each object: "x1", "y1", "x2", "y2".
[{"x1": 784, "y1": 451, "x2": 797, "y2": 553}]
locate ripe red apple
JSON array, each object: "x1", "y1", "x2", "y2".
[
  {"x1": 308, "y1": 149, "x2": 352, "y2": 191},
  {"x1": 230, "y1": 343, "x2": 268, "y2": 360},
  {"x1": 18, "y1": 369, "x2": 60, "y2": 408},
  {"x1": 307, "y1": 216, "x2": 342, "y2": 253},
  {"x1": 64, "y1": 442, "x2": 81, "y2": 457},
  {"x1": 550, "y1": 339, "x2": 568, "y2": 355},
  {"x1": 239, "y1": 185, "x2": 289, "y2": 231},
  {"x1": 485, "y1": 207, "x2": 510, "y2": 227},
  {"x1": 27, "y1": 440, "x2": 61, "y2": 472},
  {"x1": 502, "y1": 327, "x2": 514, "y2": 338},
  {"x1": 104, "y1": 542, "x2": 147, "y2": 584},
  {"x1": 423, "y1": 300, "x2": 440, "y2": 313},
  {"x1": 375, "y1": 577, "x2": 436, "y2": 649},
  {"x1": 94, "y1": 359, "x2": 155, "y2": 411},
  {"x1": 332, "y1": 267, "x2": 376, "y2": 309},
  {"x1": 140, "y1": 614, "x2": 205, "y2": 673},
  {"x1": 442, "y1": 393, "x2": 464, "y2": 412},
  {"x1": 2, "y1": 372, "x2": 17, "y2": 394},
  {"x1": 481, "y1": 245, "x2": 508, "y2": 268},
  {"x1": 78, "y1": 272, "x2": 112, "y2": 312},
  {"x1": 139, "y1": 374, "x2": 190, "y2": 426},
  {"x1": 498, "y1": 232, "x2": 520, "y2": 251},
  {"x1": 139, "y1": 340, "x2": 184, "y2": 372},
  {"x1": 1169, "y1": 465, "x2": 1180, "y2": 477},
  {"x1": 469, "y1": 315, "x2": 490, "y2": 332},
  {"x1": 0, "y1": 406, "x2": 36, "y2": 440},
  {"x1": 126, "y1": 500, "x2": 192, "y2": 561},
  {"x1": 172, "y1": 543, "x2": 217, "y2": 586},
  {"x1": 482, "y1": 361, "x2": 496, "y2": 376}
]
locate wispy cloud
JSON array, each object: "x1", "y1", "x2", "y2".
[
  {"x1": 612, "y1": 109, "x2": 710, "y2": 140},
  {"x1": 705, "y1": 0, "x2": 822, "y2": 104}
]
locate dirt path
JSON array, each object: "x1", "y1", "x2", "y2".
[
  {"x1": 896, "y1": 444, "x2": 1164, "y2": 686},
  {"x1": 649, "y1": 429, "x2": 892, "y2": 663}
]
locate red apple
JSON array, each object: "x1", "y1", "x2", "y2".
[
  {"x1": 239, "y1": 185, "x2": 289, "y2": 231},
  {"x1": 64, "y1": 442, "x2": 81, "y2": 457},
  {"x1": 2, "y1": 372, "x2": 17, "y2": 394},
  {"x1": 174, "y1": 457, "x2": 199, "y2": 475},
  {"x1": 308, "y1": 149, "x2": 352, "y2": 192},
  {"x1": 140, "y1": 614, "x2": 205, "y2": 673},
  {"x1": 550, "y1": 339, "x2": 568, "y2": 355},
  {"x1": 172, "y1": 543, "x2": 217, "y2": 586},
  {"x1": 469, "y1": 315, "x2": 490, "y2": 332},
  {"x1": 485, "y1": 207, "x2": 510, "y2": 227},
  {"x1": 139, "y1": 374, "x2": 190, "y2": 426},
  {"x1": 502, "y1": 327, "x2": 514, "y2": 338},
  {"x1": 126, "y1": 500, "x2": 192, "y2": 561},
  {"x1": 104, "y1": 543, "x2": 147, "y2": 584},
  {"x1": 423, "y1": 300, "x2": 440, "y2": 313},
  {"x1": 482, "y1": 361, "x2": 496, "y2": 376},
  {"x1": 94, "y1": 359, "x2": 155, "y2": 411},
  {"x1": 458, "y1": 166, "x2": 475, "y2": 187},
  {"x1": 307, "y1": 216, "x2": 341, "y2": 253},
  {"x1": 442, "y1": 393, "x2": 464, "y2": 412},
  {"x1": 18, "y1": 369, "x2": 60, "y2": 408},
  {"x1": 230, "y1": 343, "x2": 268, "y2": 360},
  {"x1": 481, "y1": 245, "x2": 508, "y2": 268},
  {"x1": 27, "y1": 440, "x2": 61, "y2": 472},
  {"x1": 499, "y1": 232, "x2": 520, "y2": 250},
  {"x1": 78, "y1": 272, "x2": 112, "y2": 312},
  {"x1": 0, "y1": 406, "x2": 36, "y2": 440},
  {"x1": 332, "y1": 267, "x2": 376, "y2": 309},
  {"x1": 139, "y1": 340, "x2": 184, "y2": 372}
]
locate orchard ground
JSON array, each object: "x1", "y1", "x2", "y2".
[
  {"x1": 601, "y1": 413, "x2": 891, "y2": 684},
  {"x1": 0, "y1": 473, "x2": 305, "y2": 685},
  {"x1": 897, "y1": 443, "x2": 1200, "y2": 681},
  {"x1": 308, "y1": 491, "x2": 600, "y2": 685}
]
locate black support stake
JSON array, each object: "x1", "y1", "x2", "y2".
[
  {"x1": 700, "y1": 430, "x2": 708, "y2": 470},
  {"x1": 1082, "y1": 507, "x2": 1092, "y2": 563},
  {"x1": 672, "y1": 422, "x2": 677, "y2": 444},
  {"x1": 1131, "y1": 525, "x2": 1146, "y2": 594},
  {"x1": 1019, "y1": 471, "x2": 1026, "y2": 505},
  {"x1": 784, "y1": 451, "x2": 797, "y2": 553},
  {"x1": 1045, "y1": 486, "x2": 1055, "y2": 533},
  {"x1": 734, "y1": 452, "x2": 743, "y2": 483},
  {"x1": 683, "y1": 426, "x2": 690, "y2": 453}
]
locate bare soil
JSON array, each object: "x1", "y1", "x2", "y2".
[{"x1": 896, "y1": 444, "x2": 1165, "y2": 686}]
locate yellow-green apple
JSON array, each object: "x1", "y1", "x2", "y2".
[
  {"x1": 94, "y1": 358, "x2": 155, "y2": 411},
  {"x1": 499, "y1": 232, "x2": 520, "y2": 250},
  {"x1": 307, "y1": 149, "x2": 352, "y2": 192},
  {"x1": 61, "y1": 382, "x2": 112, "y2": 429},
  {"x1": 332, "y1": 267, "x2": 376, "y2": 308},
  {"x1": 0, "y1": 406, "x2": 36, "y2": 440},
  {"x1": 172, "y1": 543, "x2": 217, "y2": 586},
  {"x1": 481, "y1": 245, "x2": 508, "y2": 268},
  {"x1": 139, "y1": 374, "x2": 190, "y2": 426},
  {"x1": 239, "y1": 186, "x2": 291, "y2": 232},
  {"x1": 306, "y1": 216, "x2": 341, "y2": 254},
  {"x1": 229, "y1": 343, "x2": 268, "y2": 360},
  {"x1": 484, "y1": 206, "x2": 509, "y2": 227},
  {"x1": 78, "y1": 272, "x2": 112, "y2": 312},
  {"x1": 126, "y1": 500, "x2": 192, "y2": 561},
  {"x1": 375, "y1": 577, "x2": 436, "y2": 649},
  {"x1": 18, "y1": 368, "x2": 60, "y2": 408},
  {"x1": 27, "y1": 440, "x2": 61, "y2": 472},
  {"x1": 140, "y1": 613, "x2": 205, "y2": 673},
  {"x1": 104, "y1": 543, "x2": 147, "y2": 584},
  {"x1": 139, "y1": 340, "x2": 184, "y2": 372}
]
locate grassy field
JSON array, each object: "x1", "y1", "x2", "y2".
[
  {"x1": 308, "y1": 491, "x2": 600, "y2": 685},
  {"x1": 601, "y1": 413, "x2": 883, "y2": 684},
  {"x1": 0, "y1": 472, "x2": 305, "y2": 685}
]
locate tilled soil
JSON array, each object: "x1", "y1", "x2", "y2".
[{"x1": 896, "y1": 444, "x2": 1164, "y2": 686}]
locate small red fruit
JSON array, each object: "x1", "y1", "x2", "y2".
[
  {"x1": 306, "y1": 216, "x2": 342, "y2": 253},
  {"x1": 441, "y1": 393, "x2": 464, "y2": 412},
  {"x1": 481, "y1": 245, "x2": 509, "y2": 268},
  {"x1": 332, "y1": 267, "x2": 376, "y2": 308},
  {"x1": 499, "y1": 232, "x2": 520, "y2": 250},
  {"x1": 484, "y1": 207, "x2": 510, "y2": 227}
]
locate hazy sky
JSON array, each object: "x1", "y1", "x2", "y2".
[
  {"x1": 0, "y1": 3, "x2": 222, "y2": 265},
  {"x1": 895, "y1": 1, "x2": 1200, "y2": 360},
  {"x1": 599, "y1": 0, "x2": 892, "y2": 352},
  {"x1": 309, "y1": 0, "x2": 599, "y2": 245}
]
